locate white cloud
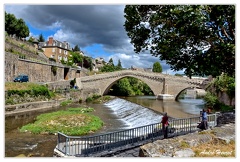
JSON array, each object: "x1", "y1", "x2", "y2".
[{"x1": 46, "y1": 21, "x2": 62, "y2": 30}]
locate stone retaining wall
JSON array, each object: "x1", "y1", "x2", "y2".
[
  {"x1": 5, "y1": 99, "x2": 66, "y2": 117},
  {"x1": 5, "y1": 52, "x2": 80, "y2": 82}
]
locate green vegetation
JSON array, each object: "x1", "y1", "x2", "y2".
[
  {"x1": 72, "y1": 45, "x2": 80, "y2": 52},
  {"x1": 38, "y1": 33, "x2": 45, "y2": 42},
  {"x1": 66, "y1": 51, "x2": 93, "y2": 70},
  {"x1": 192, "y1": 139, "x2": 235, "y2": 157},
  {"x1": 108, "y1": 77, "x2": 153, "y2": 96},
  {"x1": 19, "y1": 107, "x2": 104, "y2": 136},
  {"x1": 180, "y1": 141, "x2": 190, "y2": 148},
  {"x1": 5, "y1": 82, "x2": 54, "y2": 105},
  {"x1": 60, "y1": 99, "x2": 73, "y2": 106},
  {"x1": 86, "y1": 94, "x2": 102, "y2": 102},
  {"x1": 100, "y1": 58, "x2": 123, "y2": 72},
  {"x1": 85, "y1": 94, "x2": 113, "y2": 104},
  {"x1": 5, "y1": 12, "x2": 29, "y2": 38},
  {"x1": 204, "y1": 74, "x2": 235, "y2": 111},
  {"x1": 124, "y1": 5, "x2": 235, "y2": 78},
  {"x1": 152, "y1": 62, "x2": 162, "y2": 73},
  {"x1": 51, "y1": 66, "x2": 57, "y2": 76}
]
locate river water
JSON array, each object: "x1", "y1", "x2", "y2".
[{"x1": 5, "y1": 96, "x2": 205, "y2": 157}]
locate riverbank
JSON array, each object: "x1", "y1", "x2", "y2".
[
  {"x1": 5, "y1": 99, "x2": 66, "y2": 117},
  {"x1": 139, "y1": 112, "x2": 235, "y2": 157},
  {"x1": 5, "y1": 95, "x2": 116, "y2": 117}
]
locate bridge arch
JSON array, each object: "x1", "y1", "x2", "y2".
[
  {"x1": 76, "y1": 70, "x2": 207, "y2": 100},
  {"x1": 175, "y1": 87, "x2": 207, "y2": 101},
  {"x1": 102, "y1": 75, "x2": 160, "y2": 95}
]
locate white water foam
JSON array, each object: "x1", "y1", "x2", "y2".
[{"x1": 104, "y1": 98, "x2": 163, "y2": 128}]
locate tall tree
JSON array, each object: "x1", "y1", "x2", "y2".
[
  {"x1": 15, "y1": 18, "x2": 29, "y2": 38},
  {"x1": 38, "y1": 33, "x2": 45, "y2": 42},
  {"x1": 108, "y1": 58, "x2": 114, "y2": 66},
  {"x1": 124, "y1": 5, "x2": 235, "y2": 78},
  {"x1": 5, "y1": 12, "x2": 18, "y2": 36},
  {"x1": 72, "y1": 45, "x2": 80, "y2": 52},
  {"x1": 5, "y1": 12, "x2": 29, "y2": 38},
  {"x1": 152, "y1": 62, "x2": 162, "y2": 73},
  {"x1": 116, "y1": 59, "x2": 123, "y2": 70}
]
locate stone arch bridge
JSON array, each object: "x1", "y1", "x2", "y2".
[{"x1": 76, "y1": 70, "x2": 208, "y2": 100}]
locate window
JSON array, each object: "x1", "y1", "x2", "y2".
[
  {"x1": 59, "y1": 49, "x2": 62, "y2": 53},
  {"x1": 52, "y1": 48, "x2": 55, "y2": 52}
]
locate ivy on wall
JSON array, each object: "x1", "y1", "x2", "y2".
[{"x1": 51, "y1": 66, "x2": 57, "y2": 76}]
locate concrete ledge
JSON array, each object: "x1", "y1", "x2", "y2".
[
  {"x1": 157, "y1": 94, "x2": 174, "y2": 100},
  {"x1": 5, "y1": 99, "x2": 66, "y2": 117}
]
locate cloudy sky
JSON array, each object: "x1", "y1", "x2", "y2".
[{"x1": 3, "y1": 2, "x2": 186, "y2": 75}]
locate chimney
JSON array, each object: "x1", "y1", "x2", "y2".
[{"x1": 49, "y1": 37, "x2": 53, "y2": 45}]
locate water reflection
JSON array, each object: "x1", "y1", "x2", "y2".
[{"x1": 121, "y1": 96, "x2": 205, "y2": 118}]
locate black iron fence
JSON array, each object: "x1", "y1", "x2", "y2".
[{"x1": 55, "y1": 114, "x2": 218, "y2": 157}]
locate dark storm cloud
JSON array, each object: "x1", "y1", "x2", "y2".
[
  {"x1": 4, "y1": 4, "x2": 178, "y2": 74},
  {"x1": 19, "y1": 5, "x2": 129, "y2": 49}
]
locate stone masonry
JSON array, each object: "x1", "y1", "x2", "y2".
[
  {"x1": 5, "y1": 52, "x2": 80, "y2": 83},
  {"x1": 76, "y1": 70, "x2": 208, "y2": 100}
]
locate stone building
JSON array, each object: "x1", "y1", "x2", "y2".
[{"x1": 39, "y1": 37, "x2": 71, "y2": 63}]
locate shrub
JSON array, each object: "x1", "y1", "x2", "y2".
[
  {"x1": 203, "y1": 92, "x2": 219, "y2": 108},
  {"x1": 60, "y1": 100, "x2": 72, "y2": 106},
  {"x1": 51, "y1": 66, "x2": 57, "y2": 76}
]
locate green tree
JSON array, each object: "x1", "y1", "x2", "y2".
[
  {"x1": 111, "y1": 78, "x2": 135, "y2": 96},
  {"x1": 83, "y1": 56, "x2": 93, "y2": 71},
  {"x1": 72, "y1": 45, "x2": 80, "y2": 52},
  {"x1": 108, "y1": 58, "x2": 114, "y2": 66},
  {"x1": 5, "y1": 12, "x2": 29, "y2": 38},
  {"x1": 124, "y1": 5, "x2": 235, "y2": 78},
  {"x1": 38, "y1": 33, "x2": 45, "y2": 42},
  {"x1": 152, "y1": 62, "x2": 162, "y2": 73},
  {"x1": 100, "y1": 64, "x2": 115, "y2": 72},
  {"x1": 5, "y1": 12, "x2": 18, "y2": 36},
  {"x1": 116, "y1": 59, "x2": 123, "y2": 70},
  {"x1": 28, "y1": 36, "x2": 35, "y2": 43},
  {"x1": 15, "y1": 18, "x2": 29, "y2": 38},
  {"x1": 67, "y1": 51, "x2": 84, "y2": 67},
  {"x1": 175, "y1": 73, "x2": 183, "y2": 77}
]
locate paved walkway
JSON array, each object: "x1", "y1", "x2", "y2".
[
  {"x1": 83, "y1": 136, "x2": 166, "y2": 157},
  {"x1": 102, "y1": 145, "x2": 141, "y2": 157}
]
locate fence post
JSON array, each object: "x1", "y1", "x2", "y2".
[{"x1": 190, "y1": 118, "x2": 192, "y2": 133}]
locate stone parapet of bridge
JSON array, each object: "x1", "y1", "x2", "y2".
[{"x1": 76, "y1": 70, "x2": 207, "y2": 100}]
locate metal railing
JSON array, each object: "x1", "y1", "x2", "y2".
[{"x1": 55, "y1": 114, "x2": 218, "y2": 157}]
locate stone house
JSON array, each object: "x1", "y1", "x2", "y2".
[{"x1": 38, "y1": 37, "x2": 71, "y2": 63}]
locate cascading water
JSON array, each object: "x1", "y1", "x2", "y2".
[{"x1": 104, "y1": 98, "x2": 163, "y2": 129}]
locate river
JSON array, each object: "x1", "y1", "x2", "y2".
[{"x1": 5, "y1": 96, "x2": 205, "y2": 157}]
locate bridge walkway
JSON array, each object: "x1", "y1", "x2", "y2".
[{"x1": 54, "y1": 114, "x2": 218, "y2": 157}]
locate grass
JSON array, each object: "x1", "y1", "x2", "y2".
[
  {"x1": 60, "y1": 99, "x2": 72, "y2": 106},
  {"x1": 191, "y1": 130, "x2": 235, "y2": 157},
  {"x1": 19, "y1": 107, "x2": 104, "y2": 136},
  {"x1": 192, "y1": 139, "x2": 235, "y2": 157},
  {"x1": 5, "y1": 82, "x2": 41, "y2": 91}
]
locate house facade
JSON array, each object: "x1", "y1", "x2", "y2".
[{"x1": 39, "y1": 37, "x2": 71, "y2": 63}]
